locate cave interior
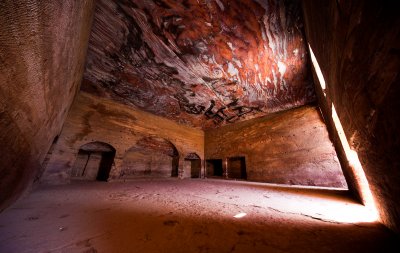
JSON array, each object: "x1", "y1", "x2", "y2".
[{"x1": 0, "y1": 0, "x2": 399, "y2": 252}]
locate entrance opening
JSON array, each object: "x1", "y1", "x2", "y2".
[
  {"x1": 206, "y1": 159, "x2": 223, "y2": 177},
  {"x1": 228, "y1": 156, "x2": 247, "y2": 180},
  {"x1": 71, "y1": 142, "x2": 116, "y2": 181},
  {"x1": 121, "y1": 137, "x2": 179, "y2": 179},
  {"x1": 185, "y1": 153, "x2": 201, "y2": 178}
]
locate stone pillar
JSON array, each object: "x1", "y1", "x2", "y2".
[
  {"x1": 109, "y1": 158, "x2": 123, "y2": 181},
  {"x1": 223, "y1": 157, "x2": 229, "y2": 179},
  {"x1": 201, "y1": 159, "x2": 205, "y2": 178},
  {"x1": 183, "y1": 160, "x2": 191, "y2": 178},
  {"x1": 178, "y1": 159, "x2": 185, "y2": 179}
]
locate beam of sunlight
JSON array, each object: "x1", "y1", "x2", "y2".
[
  {"x1": 307, "y1": 43, "x2": 378, "y2": 222},
  {"x1": 308, "y1": 44, "x2": 326, "y2": 93},
  {"x1": 233, "y1": 212, "x2": 247, "y2": 219},
  {"x1": 331, "y1": 104, "x2": 378, "y2": 221}
]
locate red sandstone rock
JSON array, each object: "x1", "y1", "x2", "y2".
[{"x1": 82, "y1": 0, "x2": 315, "y2": 128}]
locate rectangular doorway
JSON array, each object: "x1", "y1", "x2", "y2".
[
  {"x1": 206, "y1": 159, "x2": 223, "y2": 177},
  {"x1": 228, "y1": 157, "x2": 247, "y2": 179}
]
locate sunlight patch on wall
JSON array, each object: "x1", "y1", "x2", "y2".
[
  {"x1": 308, "y1": 43, "x2": 378, "y2": 221},
  {"x1": 308, "y1": 44, "x2": 326, "y2": 93},
  {"x1": 331, "y1": 104, "x2": 378, "y2": 220}
]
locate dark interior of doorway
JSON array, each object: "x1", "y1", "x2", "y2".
[
  {"x1": 171, "y1": 156, "x2": 179, "y2": 177},
  {"x1": 96, "y1": 151, "x2": 115, "y2": 181},
  {"x1": 206, "y1": 159, "x2": 223, "y2": 177},
  {"x1": 72, "y1": 148, "x2": 115, "y2": 181}
]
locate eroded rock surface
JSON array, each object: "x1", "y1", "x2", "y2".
[
  {"x1": 83, "y1": 0, "x2": 315, "y2": 128},
  {"x1": 302, "y1": 0, "x2": 400, "y2": 232},
  {"x1": 205, "y1": 106, "x2": 347, "y2": 187},
  {"x1": 0, "y1": 0, "x2": 95, "y2": 210}
]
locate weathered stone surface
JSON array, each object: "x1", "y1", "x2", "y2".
[
  {"x1": 122, "y1": 136, "x2": 179, "y2": 178},
  {"x1": 82, "y1": 0, "x2": 315, "y2": 128},
  {"x1": 0, "y1": 1, "x2": 95, "y2": 210},
  {"x1": 41, "y1": 92, "x2": 204, "y2": 184},
  {"x1": 205, "y1": 106, "x2": 347, "y2": 187},
  {"x1": 302, "y1": 1, "x2": 400, "y2": 232}
]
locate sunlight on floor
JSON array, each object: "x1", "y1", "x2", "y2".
[
  {"x1": 0, "y1": 180, "x2": 394, "y2": 253},
  {"x1": 233, "y1": 212, "x2": 247, "y2": 219}
]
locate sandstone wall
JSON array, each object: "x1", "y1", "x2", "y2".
[
  {"x1": 302, "y1": 1, "x2": 400, "y2": 232},
  {"x1": 42, "y1": 92, "x2": 204, "y2": 184},
  {"x1": 205, "y1": 106, "x2": 347, "y2": 188},
  {"x1": 0, "y1": 1, "x2": 95, "y2": 210}
]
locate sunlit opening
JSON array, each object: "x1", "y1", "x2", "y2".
[
  {"x1": 331, "y1": 104, "x2": 378, "y2": 220},
  {"x1": 308, "y1": 43, "x2": 378, "y2": 222},
  {"x1": 308, "y1": 44, "x2": 326, "y2": 92},
  {"x1": 233, "y1": 212, "x2": 247, "y2": 219}
]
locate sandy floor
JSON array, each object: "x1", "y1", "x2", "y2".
[{"x1": 0, "y1": 179, "x2": 398, "y2": 253}]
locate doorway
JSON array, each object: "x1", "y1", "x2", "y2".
[
  {"x1": 228, "y1": 156, "x2": 247, "y2": 180},
  {"x1": 71, "y1": 142, "x2": 116, "y2": 181},
  {"x1": 206, "y1": 159, "x2": 223, "y2": 178},
  {"x1": 185, "y1": 153, "x2": 201, "y2": 178}
]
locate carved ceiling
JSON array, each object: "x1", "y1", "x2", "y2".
[{"x1": 82, "y1": 0, "x2": 315, "y2": 129}]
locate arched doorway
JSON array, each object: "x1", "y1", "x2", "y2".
[
  {"x1": 185, "y1": 153, "x2": 201, "y2": 178},
  {"x1": 71, "y1": 142, "x2": 116, "y2": 181},
  {"x1": 121, "y1": 137, "x2": 179, "y2": 178}
]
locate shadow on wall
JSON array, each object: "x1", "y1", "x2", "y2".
[
  {"x1": 71, "y1": 142, "x2": 116, "y2": 181},
  {"x1": 120, "y1": 137, "x2": 179, "y2": 179}
]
